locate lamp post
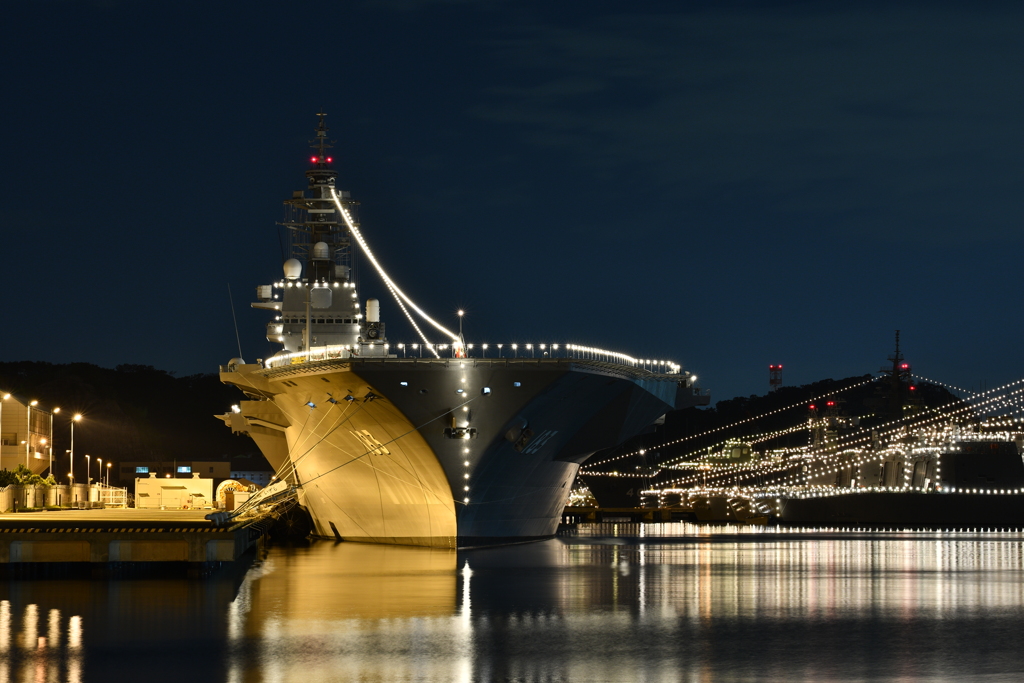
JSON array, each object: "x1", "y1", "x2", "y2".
[
  {"x1": 0, "y1": 393, "x2": 10, "y2": 467},
  {"x1": 97, "y1": 458, "x2": 103, "y2": 488},
  {"x1": 26, "y1": 400, "x2": 38, "y2": 468},
  {"x1": 49, "y1": 407, "x2": 60, "y2": 477},
  {"x1": 106, "y1": 461, "x2": 112, "y2": 486},
  {"x1": 85, "y1": 454, "x2": 91, "y2": 486},
  {"x1": 69, "y1": 413, "x2": 82, "y2": 490}
]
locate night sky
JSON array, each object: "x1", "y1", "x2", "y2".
[{"x1": 3, "y1": 1, "x2": 1023, "y2": 403}]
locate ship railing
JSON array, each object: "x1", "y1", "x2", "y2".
[{"x1": 264, "y1": 342, "x2": 688, "y2": 376}]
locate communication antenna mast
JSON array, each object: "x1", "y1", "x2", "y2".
[
  {"x1": 880, "y1": 330, "x2": 914, "y2": 421},
  {"x1": 769, "y1": 364, "x2": 783, "y2": 392},
  {"x1": 311, "y1": 109, "x2": 334, "y2": 160}
]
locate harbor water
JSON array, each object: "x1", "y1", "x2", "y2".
[{"x1": 3, "y1": 522, "x2": 1024, "y2": 681}]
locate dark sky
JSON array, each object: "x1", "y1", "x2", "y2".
[{"x1": 3, "y1": 0, "x2": 1023, "y2": 403}]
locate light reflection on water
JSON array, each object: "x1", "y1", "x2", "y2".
[{"x1": 3, "y1": 524, "x2": 1024, "y2": 681}]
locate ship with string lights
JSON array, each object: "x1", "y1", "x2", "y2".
[
  {"x1": 216, "y1": 113, "x2": 709, "y2": 546},
  {"x1": 577, "y1": 334, "x2": 1024, "y2": 528}
]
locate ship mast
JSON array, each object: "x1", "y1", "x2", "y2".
[{"x1": 880, "y1": 330, "x2": 913, "y2": 422}]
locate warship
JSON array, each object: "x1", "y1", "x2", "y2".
[{"x1": 218, "y1": 114, "x2": 707, "y2": 547}]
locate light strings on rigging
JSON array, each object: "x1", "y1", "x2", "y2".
[
  {"x1": 330, "y1": 189, "x2": 458, "y2": 356},
  {"x1": 652, "y1": 376, "x2": 1024, "y2": 491},
  {"x1": 582, "y1": 375, "x2": 882, "y2": 471}
]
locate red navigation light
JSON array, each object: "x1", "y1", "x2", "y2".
[
  {"x1": 826, "y1": 401, "x2": 835, "y2": 407},
  {"x1": 909, "y1": 385, "x2": 917, "y2": 391},
  {"x1": 900, "y1": 363, "x2": 909, "y2": 369},
  {"x1": 311, "y1": 156, "x2": 318, "y2": 163},
  {"x1": 326, "y1": 157, "x2": 333, "y2": 163},
  {"x1": 809, "y1": 404, "x2": 817, "y2": 410}
]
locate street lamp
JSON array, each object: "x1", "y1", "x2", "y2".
[
  {"x1": 49, "y1": 407, "x2": 60, "y2": 477},
  {"x1": 85, "y1": 454, "x2": 91, "y2": 486},
  {"x1": 97, "y1": 458, "x2": 103, "y2": 487},
  {"x1": 106, "y1": 461, "x2": 112, "y2": 486},
  {"x1": 0, "y1": 393, "x2": 10, "y2": 466},
  {"x1": 69, "y1": 414, "x2": 82, "y2": 490},
  {"x1": 26, "y1": 400, "x2": 38, "y2": 468}
]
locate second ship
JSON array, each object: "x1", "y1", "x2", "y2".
[{"x1": 219, "y1": 114, "x2": 709, "y2": 547}]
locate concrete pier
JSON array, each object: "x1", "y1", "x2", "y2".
[{"x1": 0, "y1": 509, "x2": 264, "y2": 578}]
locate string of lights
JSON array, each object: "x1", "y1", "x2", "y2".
[
  {"x1": 582, "y1": 375, "x2": 882, "y2": 471},
  {"x1": 330, "y1": 188, "x2": 458, "y2": 351},
  {"x1": 648, "y1": 376, "x2": 1024, "y2": 492},
  {"x1": 912, "y1": 373, "x2": 1024, "y2": 415}
]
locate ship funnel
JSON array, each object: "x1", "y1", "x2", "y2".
[
  {"x1": 366, "y1": 298, "x2": 380, "y2": 323},
  {"x1": 283, "y1": 258, "x2": 302, "y2": 280}
]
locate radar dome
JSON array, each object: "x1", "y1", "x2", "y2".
[
  {"x1": 312, "y1": 242, "x2": 330, "y2": 260},
  {"x1": 283, "y1": 258, "x2": 302, "y2": 279}
]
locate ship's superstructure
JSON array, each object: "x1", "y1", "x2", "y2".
[
  {"x1": 219, "y1": 114, "x2": 707, "y2": 546},
  {"x1": 253, "y1": 115, "x2": 385, "y2": 358}
]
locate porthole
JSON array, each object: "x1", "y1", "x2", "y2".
[
  {"x1": 513, "y1": 382, "x2": 522, "y2": 388},
  {"x1": 456, "y1": 389, "x2": 465, "y2": 394},
  {"x1": 481, "y1": 387, "x2": 491, "y2": 396},
  {"x1": 419, "y1": 389, "x2": 428, "y2": 395},
  {"x1": 400, "y1": 381, "x2": 409, "y2": 387}
]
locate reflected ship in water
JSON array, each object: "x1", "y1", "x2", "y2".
[{"x1": 5, "y1": 525, "x2": 1024, "y2": 681}]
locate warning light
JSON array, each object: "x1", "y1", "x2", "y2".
[
  {"x1": 909, "y1": 385, "x2": 917, "y2": 391},
  {"x1": 311, "y1": 156, "x2": 318, "y2": 163},
  {"x1": 900, "y1": 363, "x2": 909, "y2": 369},
  {"x1": 809, "y1": 404, "x2": 817, "y2": 410},
  {"x1": 826, "y1": 401, "x2": 835, "y2": 407},
  {"x1": 326, "y1": 157, "x2": 333, "y2": 163}
]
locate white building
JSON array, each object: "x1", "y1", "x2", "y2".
[
  {"x1": 135, "y1": 472, "x2": 214, "y2": 509},
  {"x1": 0, "y1": 393, "x2": 54, "y2": 475}
]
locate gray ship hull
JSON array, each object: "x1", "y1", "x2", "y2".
[{"x1": 222, "y1": 356, "x2": 685, "y2": 546}]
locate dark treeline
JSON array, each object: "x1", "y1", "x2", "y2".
[{"x1": 0, "y1": 362, "x2": 262, "y2": 480}]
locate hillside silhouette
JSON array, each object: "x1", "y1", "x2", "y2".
[{"x1": 0, "y1": 362, "x2": 264, "y2": 484}]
